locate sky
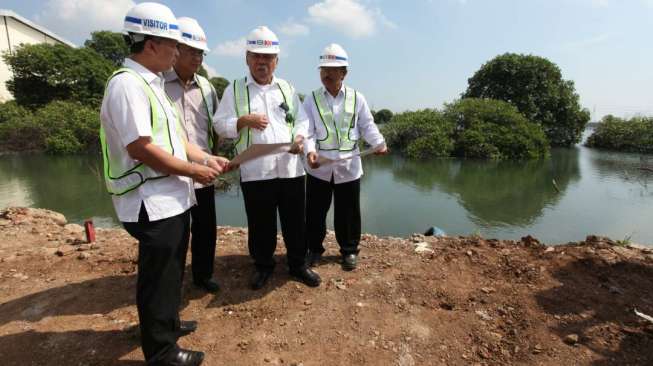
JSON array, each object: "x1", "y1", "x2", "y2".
[{"x1": 3, "y1": 0, "x2": 653, "y2": 120}]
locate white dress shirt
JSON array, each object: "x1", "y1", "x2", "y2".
[
  {"x1": 213, "y1": 74, "x2": 308, "y2": 182},
  {"x1": 164, "y1": 70, "x2": 219, "y2": 189},
  {"x1": 303, "y1": 85, "x2": 385, "y2": 184},
  {"x1": 100, "y1": 58, "x2": 195, "y2": 222}
]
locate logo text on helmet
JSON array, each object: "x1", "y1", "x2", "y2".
[{"x1": 143, "y1": 18, "x2": 169, "y2": 31}]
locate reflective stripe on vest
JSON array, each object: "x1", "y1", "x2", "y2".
[
  {"x1": 100, "y1": 68, "x2": 176, "y2": 196},
  {"x1": 232, "y1": 76, "x2": 296, "y2": 154},
  {"x1": 312, "y1": 86, "x2": 358, "y2": 151},
  {"x1": 194, "y1": 74, "x2": 216, "y2": 149}
]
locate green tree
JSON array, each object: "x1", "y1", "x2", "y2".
[
  {"x1": 198, "y1": 65, "x2": 209, "y2": 78},
  {"x1": 586, "y1": 115, "x2": 653, "y2": 153},
  {"x1": 3, "y1": 43, "x2": 114, "y2": 108},
  {"x1": 463, "y1": 53, "x2": 590, "y2": 147},
  {"x1": 83, "y1": 31, "x2": 129, "y2": 67},
  {"x1": 444, "y1": 98, "x2": 549, "y2": 160},
  {"x1": 209, "y1": 76, "x2": 230, "y2": 99},
  {"x1": 374, "y1": 108, "x2": 393, "y2": 124},
  {"x1": 0, "y1": 101, "x2": 30, "y2": 124},
  {"x1": 382, "y1": 109, "x2": 455, "y2": 159}
]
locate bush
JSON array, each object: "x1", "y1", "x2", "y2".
[
  {"x1": 0, "y1": 101, "x2": 31, "y2": 124},
  {"x1": 463, "y1": 53, "x2": 590, "y2": 147},
  {"x1": 3, "y1": 43, "x2": 114, "y2": 108},
  {"x1": 0, "y1": 101, "x2": 99, "y2": 154},
  {"x1": 444, "y1": 98, "x2": 549, "y2": 160},
  {"x1": 585, "y1": 115, "x2": 653, "y2": 153},
  {"x1": 382, "y1": 109, "x2": 455, "y2": 159}
]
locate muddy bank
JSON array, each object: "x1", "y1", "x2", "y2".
[{"x1": 1, "y1": 207, "x2": 652, "y2": 365}]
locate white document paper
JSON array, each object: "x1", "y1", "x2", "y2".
[
  {"x1": 317, "y1": 143, "x2": 386, "y2": 166},
  {"x1": 230, "y1": 143, "x2": 292, "y2": 166}
]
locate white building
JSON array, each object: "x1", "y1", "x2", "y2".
[{"x1": 0, "y1": 9, "x2": 75, "y2": 103}]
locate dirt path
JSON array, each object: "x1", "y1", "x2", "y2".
[{"x1": 1, "y1": 207, "x2": 652, "y2": 365}]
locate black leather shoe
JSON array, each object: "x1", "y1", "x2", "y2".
[
  {"x1": 289, "y1": 267, "x2": 321, "y2": 287},
  {"x1": 342, "y1": 254, "x2": 358, "y2": 271},
  {"x1": 161, "y1": 348, "x2": 204, "y2": 366},
  {"x1": 306, "y1": 250, "x2": 323, "y2": 268},
  {"x1": 178, "y1": 320, "x2": 197, "y2": 337},
  {"x1": 250, "y1": 271, "x2": 272, "y2": 290},
  {"x1": 193, "y1": 278, "x2": 220, "y2": 293}
]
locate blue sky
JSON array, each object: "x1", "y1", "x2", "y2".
[{"x1": 4, "y1": 0, "x2": 653, "y2": 119}]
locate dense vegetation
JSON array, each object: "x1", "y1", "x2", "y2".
[
  {"x1": 585, "y1": 115, "x2": 653, "y2": 154},
  {"x1": 0, "y1": 30, "x2": 232, "y2": 155},
  {"x1": 383, "y1": 99, "x2": 549, "y2": 160},
  {"x1": 463, "y1": 53, "x2": 590, "y2": 147}
]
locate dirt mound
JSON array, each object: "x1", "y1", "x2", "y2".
[{"x1": 1, "y1": 207, "x2": 653, "y2": 365}]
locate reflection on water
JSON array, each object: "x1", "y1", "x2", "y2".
[
  {"x1": 1, "y1": 141, "x2": 652, "y2": 244},
  {"x1": 380, "y1": 148, "x2": 581, "y2": 227}
]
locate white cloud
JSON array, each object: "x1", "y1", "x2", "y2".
[
  {"x1": 202, "y1": 63, "x2": 221, "y2": 78},
  {"x1": 36, "y1": 0, "x2": 134, "y2": 41},
  {"x1": 278, "y1": 19, "x2": 310, "y2": 37},
  {"x1": 307, "y1": 0, "x2": 394, "y2": 39},
  {"x1": 563, "y1": 32, "x2": 614, "y2": 49},
  {"x1": 213, "y1": 37, "x2": 246, "y2": 57}
]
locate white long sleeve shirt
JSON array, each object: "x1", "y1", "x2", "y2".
[
  {"x1": 213, "y1": 74, "x2": 308, "y2": 182},
  {"x1": 303, "y1": 85, "x2": 385, "y2": 184},
  {"x1": 100, "y1": 59, "x2": 195, "y2": 222}
]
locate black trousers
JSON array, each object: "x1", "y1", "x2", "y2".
[
  {"x1": 123, "y1": 206, "x2": 190, "y2": 363},
  {"x1": 306, "y1": 174, "x2": 361, "y2": 255},
  {"x1": 240, "y1": 176, "x2": 307, "y2": 272},
  {"x1": 190, "y1": 185, "x2": 217, "y2": 282}
]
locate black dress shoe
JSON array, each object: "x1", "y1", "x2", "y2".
[
  {"x1": 342, "y1": 253, "x2": 358, "y2": 271},
  {"x1": 306, "y1": 250, "x2": 323, "y2": 268},
  {"x1": 289, "y1": 267, "x2": 321, "y2": 287},
  {"x1": 193, "y1": 278, "x2": 220, "y2": 293},
  {"x1": 250, "y1": 270, "x2": 272, "y2": 290},
  {"x1": 178, "y1": 320, "x2": 197, "y2": 337},
  {"x1": 161, "y1": 348, "x2": 204, "y2": 366}
]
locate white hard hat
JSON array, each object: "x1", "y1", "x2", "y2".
[
  {"x1": 245, "y1": 26, "x2": 280, "y2": 54},
  {"x1": 123, "y1": 2, "x2": 181, "y2": 42},
  {"x1": 319, "y1": 43, "x2": 349, "y2": 68},
  {"x1": 178, "y1": 17, "x2": 210, "y2": 52}
]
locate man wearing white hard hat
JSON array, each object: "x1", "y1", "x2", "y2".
[
  {"x1": 303, "y1": 43, "x2": 387, "y2": 271},
  {"x1": 100, "y1": 3, "x2": 227, "y2": 365},
  {"x1": 214, "y1": 26, "x2": 321, "y2": 290},
  {"x1": 164, "y1": 17, "x2": 224, "y2": 295}
]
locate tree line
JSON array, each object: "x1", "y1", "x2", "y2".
[{"x1": 2, "y1": 35, "x2": 640, "y2": 157}]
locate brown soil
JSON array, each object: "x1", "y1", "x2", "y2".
[{"x1": 1, "y1": 207, "x2": 653, "y2": 365}]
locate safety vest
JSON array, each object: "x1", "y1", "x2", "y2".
[
  {"x1": 194, "y1": 74, "x2": 217, "y2": 149},
  {"x1": 312, "y1": 86, "x2": 358, "y2": 151},
  {"x1": 100, "y1": 68, "x2": 181, "y2": 196},
  {"x1": 232, "y1": 76, "x2": 296, "y2": 154}
]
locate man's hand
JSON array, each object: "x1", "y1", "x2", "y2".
[
  {"x1": 244, "y1": 114, "x2": 269, "y2": 131},
  {"x1": 307, "y1": 151, "x2": 320, "y2": 169},
  {"x1": 289, "y1": 135, "x2": 304, "y2": 155},
  {"x1": 206, "y1": 156, "x2": 229, "y2": 174},
  {"x1": 374, "y1": 145, "x2": 389, "y2": 155},
  {"x1": 191, "y1": 165, "x2": 219, "y2": 185}
]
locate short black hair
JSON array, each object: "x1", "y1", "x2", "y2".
[{"x1": 124, "y1": 33, "x2": 156, "y2": 55}]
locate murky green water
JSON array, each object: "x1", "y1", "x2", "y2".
[{"x1": 1, "y1": 141, "x2": 651, "y2": 244}]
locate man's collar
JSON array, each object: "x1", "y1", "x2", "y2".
[
  {"x1": 163, "y1": 69, "x2": 198, "y2": 86},
  {"x1": 247, "y1": 73, "x2": 277, "y2": 87},
  {"x1": 323, "y1": 84, "x2": 345, "y2": 97},
  {"x1": 123, "y1": 58, "x2": 160, "y2": 84}
]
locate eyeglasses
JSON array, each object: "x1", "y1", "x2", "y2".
[{"x1": 177, "y1": 45, "x2": 206, "y2": 57}]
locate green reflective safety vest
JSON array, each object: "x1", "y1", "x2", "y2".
[
  {"x1": 232, "y1": 76, "x2": 296, "y2": 154},
  {"x1": 100, "y1": 68, "x2": 181, "y2": 196},
  {"x1": 312, "y1": 86, "x2": 358, "y2": 151},
  {"x1": 194, "y1": 74, "x2": 217, "y2": 149}
]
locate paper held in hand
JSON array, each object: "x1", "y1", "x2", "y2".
[
  {"x1": 317, "y1": 143, "x2": 387, "y2": 166},
  {"x1": 229, "y1": 143, "x2": 292, "y2": 166}
]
